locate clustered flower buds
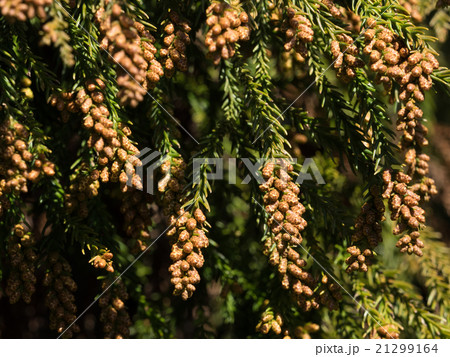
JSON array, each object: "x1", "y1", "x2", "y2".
[
  {"x1": 95, "y1": 4, "x2": 163, "y2": 107},
  {"x1": 282, "y1": 7, "x2": 314, "y2": 63},
  {"x1": 167, "y1": 207, "x2": 209, "y2": 300},
  {"x1": 382, "y1": 170, "x2": 426, "y2": 256},
  {"x1": 49, "y1": 90, "x2": 79, "y2": 123},
  {"x1": 121, "y1": 188, "x2": 153, "y2": 252},
  {"x1": 159, "y1": 11, "x2": 191, "y2": 78},
  {"x1": 315, "y1": 274, "x2": 342, "y2": 310},
  {"x1": 346, "y1": 186, "x2": 385, "y2": 273},
  {"x1": 365, "y1": 20, "x2": 439, "y2": 258},
  {"x1": 364, "y1": 22, "x2": 439, "y2": 103},
  {"x1": 205, "y1": 0, "x2": 250, "y2": 65},
  {"x1": 90, "y1": 249, "x2": 114, "y2": 272},
  {"x1": 260, "y1": 160, "x2": 318, "y2": 311},
  {"x1": 404, "y1": 149, "x2": 437, "y2": 201},
  {"x1": 5, "y1": 224, "x2": 37, "y2": 304},
  {"x1": 256, "y1": 304, "x2": 320, "y2": 338},
  {"x1": 400, "y1": 0, "x2": 422, "y2": 23},
  {"x1": 321, "y1": 0, "x2": 342, "y2": 19},
  {"x1": 64, "y1": 166, "x2": 100, "y2": 218},
  {"x1": 158, "y1": 157, "x2": 210, "y2": 300},
  {"x1": 1, "y1": 118, "x2": 55, "y2": 216},
  {"x1": 0, "y1": 0, "x2": 51, "y2": 22},
  {"x1": 256, "y1": 309, "x2": 289, "y2": 338},
  {"x1": 372, "y1": 324, "x2": 400, "y2": 339},
  {"x1": 158, "y1": 157, "x2": 187, "y2": 215},
  {"x1": 396, "y1": 101, "x2": 428, "y2": 149},
  {"x1": 54, "y1": 80, "x2": 143, "y2": 195},
  {"x1": 43, "y1": 252, "x2": 79, "y2": 338},
  {"x1": 330, "y1": 34, "x2": 364, "y2": 82},
  {"x1": 99, "y1": 277, "x2": 131, "y2": 339}
]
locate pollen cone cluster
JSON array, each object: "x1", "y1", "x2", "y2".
[
  {"x1": 365, "y1": 20, "x2": 439, "y2": 257},
  {"x1": 5, "y1": 224, "x2": 37, "y2": 304},
  {"x1": 321, "y1": 0, "x2": 342, "y2": 19},
  {"x1": 256, "y1": 304, "x2": 320, "y2": 338},
  {"x1": 91, "y1": 249, "x2": 114, "y2": 272},
  {"x1": 1, "y1": 118, "x2": 55, "y2": 217},
  {"x1": 64, "y1": 166, "x2": 100, "y2": 218},
  {"x1": 364, "y1": 21, "x2": 439, "y2": 102},
  {"x1": 95, "y1": 3, "x2": 163, "y2": 107},
  {"x1": 160, "y1": 11, "x2": 191, "y2": 78},
  {"x1": 346, "y1": 186, "x2": 385, "y2": 273},
  {"x1": 43, "y1": 252, "x2": 79, "y2": 338},
  {"x1": 0, "y1": 0, "x2": 51, "y2": 22},
  {"x1": 282, "y1": 7, "x2": 314, "y2": 63},
  {"x1": 205, "y1": 0, "x2": 250, "y2": 65},
  {"x1": 382, "y1": 170, "x2": 427, "y2": 257},
  {"x1": 158, "y1": 157, "x2": 209, "y2": 300},
  {"x1": 49, "y1": 90, "x2": 80, "y2": 123},
  {"x1": 99, "y1": 277, "x2": 131, "y2": 339},
  {"x1": 315, "y1": 274, "x2": 342, "y2": 310},
  {"x1": 260, "y1": 160, "x2": 318, "y2": 311},
  {"x1": 331, "y1": 33, "x2": 364, "y2": 82},
  {"x1": 53, "y1": 80, "x2": 143, "y2": 195},
  {"x1": 256, "y1": 309, "x2": 288, "y2": 338},
  {"x1": 121, "y1": 188, "x2": 153, "y2": 252}
]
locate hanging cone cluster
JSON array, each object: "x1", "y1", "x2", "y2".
[
  {"x1": 364, "y1": 21, "x2": 439, "y2": 102},
  {"x1": 256, "y1": 308, "x2": 288, "y2": 337},
  {"x1": 260, "y1": 160, "x2": 317, "y2": 311},
  {"x1": 315, "y1": 274, "x2": 342, "y2": 310},
  {"x1": 158, "y1": 157, "x2": 210, "y2": 300},
  {"x1": 346, "y1": 186, "x2": 385, "y2": 273},
  {"x1": 64, "y1": 165, "x2": 100, "y2": 219},
  {"x1": 382, "y1": 170, "x2": 427, "y2": 256},
  {"x1": 0, "y1": 0, "x2": 51, "y2": 22},
  {"x1": 121, "y1": 188, "x2": 153, "y2": 252},
  {"x1": 52, "y1": 79, "x2": 143, "y2": 194},
  {"x1": 364, "y1": 19, "x2": 440, "y2": 258},
  {"x1": 205, "y1": 0, "x2": 250, "y2": 65},
  {"x1": 321, "y1": 0, "x2": 342, "y2": 19},
  {"x1": 95, "y1": 3, "x2": 163, "y2": 107},
  {"x1": 1, "y1": 118, "x2": 55, "y2": 216},
  {"x1": 5, "y1": 224, "x2": 37, "y2": 304},
  {"x1": 90, "y1": 249, "x2": 114, "y2": 272},
  {"x1": 49, "y1": 90, "x2": 80, "y2": 123},
  {"x1": 167, "y1": 208, "x2": 208, "y2": 300},
  {"x1": 256, "y1": 304, "x2": 320, "y2": 338},
  {"x1": 282, "y1": 7, "x2": 314, "y2": 63},
  {"x1": 331, "y1": 33, "x2": 364, "y2": 82},
  {"x1": 99, "y1": 277, "x2": 131, "y2": 339},
  {"x1": 160, "y1": 11, "x2": 191, "y2": 78},
  {"x1": 43, "y1": 252, "x2": 79, "y2": 338}
]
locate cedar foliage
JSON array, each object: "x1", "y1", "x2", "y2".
[{"x1": 0, "y1": 0, "x2": 449, "y2": 338}]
